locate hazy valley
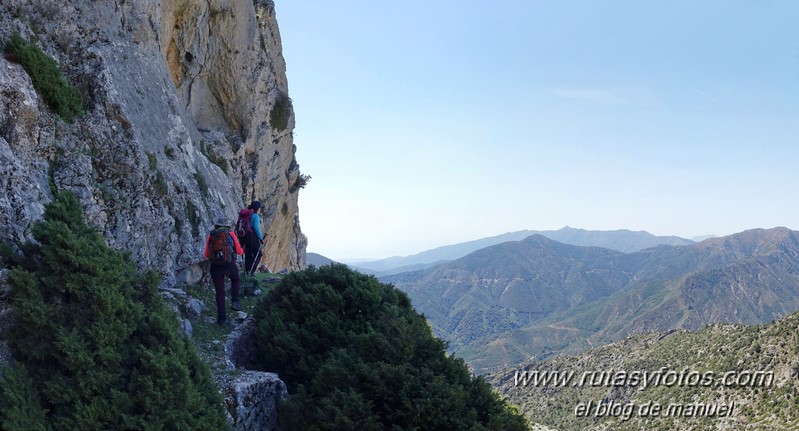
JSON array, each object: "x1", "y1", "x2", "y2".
[
  {"x1": 373, "y1": 227, "x2": 799, "y2": 373},
  {"x1": 352, "y1": 226, "x2": 799, "y2": 429}
]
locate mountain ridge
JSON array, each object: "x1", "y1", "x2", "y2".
[
  {"x1": 386, "y1": 227, "x2": 799, "y2": 372},
  {"x1": 359, "y1": 226, "x2": 694, "y2": 275},
  {"x1": 305, "y1": 252, "x2": 338, "y2": 267}
]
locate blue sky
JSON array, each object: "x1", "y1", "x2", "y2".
[{"x1": 274, "y1": 1, "x2": 799, "y2": 260}]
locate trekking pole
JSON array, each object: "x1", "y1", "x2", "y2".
[{"x1": 247, "y1": 240, "x2": 266, "y2": 275}]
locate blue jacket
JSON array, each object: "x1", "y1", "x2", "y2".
[{"x1": 251, "y1": 213, "x2": 263, "y2": 241}]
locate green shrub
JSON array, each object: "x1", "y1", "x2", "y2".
[
  {"x1": 0, "y1": 191, "x2": 229, "y2": 430},
  {"x1": 209, "y1": 153, "x2": 229, "y2": 174},
  {"x1": 146, "y1": 151, "x2": 157, "y2": 170},
  {"x1": 253, "y1": 264, "x2": 529, "y2": 431},
  {"x1": 269, "y1": 91, "x2": 292, "y2": 132},
  {"x1": 173, "y1": 213, "x2": 184, "y2": 234},
  {"x1": 153, "y1": 171, "x2": 168, "y2": 198},
  {"x1": 0, "y1": 364, "x2": 48, "y2": 431},
  {"x1": 4, "y1": 33, "x2": 84, "y2": 122},
  {"x1": 194, "y1": 172, "x2": 208, "y2": 196},
  {"x1": 289, "y1": 173, "x2": 310, "y2": 194},
  {"x1": 199, "y1": 140, "x2": 230, "y2": 175},
  {"x1": 185, "y1": 200, "x2": 201, "y2": 237}
]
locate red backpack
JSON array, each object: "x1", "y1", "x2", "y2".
[
  {"x1": 236, "y1": 208, "x2": 254, "y2": 238},
  {"x1": 209, "y1": 228, "x2": 235, "y2": 266}
]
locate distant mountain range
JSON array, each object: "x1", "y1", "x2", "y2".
[
  {"x1": 305, "y1": 252, "x2": 338, "y2": 267},
  {"x1": 384, "y1": 227, "x2": 799, "y2": 373},
  {"x1": 691, "y1": 234, "x2": 718, "y2": 242},
  {"x1": 487, "y1": 311, "x2": 799, "y2": 430},
  {"x1": 356, "y1": 227, "x2": 695, "y2": 275}
]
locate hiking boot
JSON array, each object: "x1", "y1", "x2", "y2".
[{"x1": 231, "y1": 300, "x2": 241, "y2": 312}]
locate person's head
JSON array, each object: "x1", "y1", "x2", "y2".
[
  {"x1": 214, "y1": 218, "x2": 229, "y2": 228},
  {"x1": 249, "y1": 200, "x2": 262, "y2": 213}
]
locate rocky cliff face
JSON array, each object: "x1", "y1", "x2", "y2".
[{"x1": 0, "y1": 0, "x2": 306, "y2": 286}]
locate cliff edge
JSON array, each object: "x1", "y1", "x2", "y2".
[{"x1": 0, "y1": 0, "x2": 306, "y2": 285}]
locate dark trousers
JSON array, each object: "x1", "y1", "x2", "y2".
[
  {"x1": 210, "y1": 261, "x2": 240, "y2": 320},
  {"x1": 243, "y1": 233, "x2": 261, "y2": 275}
]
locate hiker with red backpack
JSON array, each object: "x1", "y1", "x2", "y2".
[
  {"x1": 204, "y1": 218, "x2": 244, "y2": 325},
  {"x1": 236, "y1": 200, "x2": 265, "y2": 275}
]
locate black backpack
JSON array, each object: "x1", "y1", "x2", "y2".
[{"x1": 209, "y1": 228, "x2": 234, "y2": 266}]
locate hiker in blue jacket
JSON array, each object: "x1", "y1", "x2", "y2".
[{"x1": 244, "y1": 200, "x2": 265, "y2": 274}]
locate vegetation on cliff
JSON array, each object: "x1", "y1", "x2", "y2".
[
  {"x1": 252, "y1": 263, "x2": 529, "y2": 430},
  {"x1": 269, "y1": 90, "x2": 292, "y2": 132},
  {"x1": 0, "y1": 192, "x2": 228, "y2": 431},
  {"x1": 3, "y1": 33, "x2": 83, "y2": 122}
]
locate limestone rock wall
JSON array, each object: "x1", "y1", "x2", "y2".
[{"x1": 0, "y1": 0, "x2": 306, "y2": 285}]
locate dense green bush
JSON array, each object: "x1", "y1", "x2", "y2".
[
  {"x1": 269, "y1": 91, "x2": 292, "y2": 132},
  {"x1": 253, "y1": 264, "x2": 529, "y2": 430},
  {"x1": 3, "y1": 33, "x2": 84, "y2": 122},
  {"x1": 0, "y1": 191, "x2": 229, "y2": 431},
  {"x1": 0, "y1": 364, "x2": 47, "y2": 431}
]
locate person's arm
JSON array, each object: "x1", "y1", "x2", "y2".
[
  {"x1": 203, "y1": 235, "x2": 211, "y2": 259},
  {"x1": 252, "y1": 213, "x2": 263, "y2": 242},
  {"x1": 230, "y1": 231, "x2": 244, "y2": 255}
]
